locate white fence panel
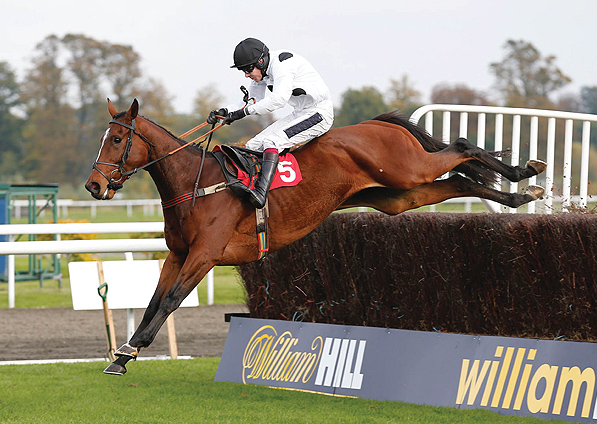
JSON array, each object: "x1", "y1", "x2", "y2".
[{"x1": 410, "y1": 105, "x2": 597, "y2": 213}]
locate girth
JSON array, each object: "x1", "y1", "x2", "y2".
[{"x1": 161, "y1": 147, "x2": 270, "y2": 260}]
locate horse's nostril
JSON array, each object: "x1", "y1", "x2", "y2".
[{"x1": 85, "y1": 181, "x2": 100, "y2": 195}]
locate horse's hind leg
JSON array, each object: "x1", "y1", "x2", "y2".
[
  {"x1": 356, "y1": 175, "x2": 544, "y2": 215},
  {"x1": 449, "y1": 138, "x2": 547, "y2": 182}
]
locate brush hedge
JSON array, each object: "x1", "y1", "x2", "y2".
[{"x1": 237, "y1": 212, "x2": 597, "y2": 342}]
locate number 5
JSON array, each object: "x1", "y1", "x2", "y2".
[{"x1": 277, "y1": 161, "x2": 296, "y2": 183}]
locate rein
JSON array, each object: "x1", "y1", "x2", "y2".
[{"x1": 93, "y1": 117, "x2": 225, "y2": 192}]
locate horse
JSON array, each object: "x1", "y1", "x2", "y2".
[{"x1": 86, "y1": 99, "x2": 546, "y2": 375}]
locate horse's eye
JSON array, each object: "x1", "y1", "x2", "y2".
[{"x1": 113, "y1": 137, "x2": 122, "y2": 144}]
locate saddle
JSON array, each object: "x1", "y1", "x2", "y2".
[
  {"x1": 211, "y1": 145, "x2": 262, "y2": 201},
  {"x1": 212, "y1": 145, "x2": 298, "y2": 200}
]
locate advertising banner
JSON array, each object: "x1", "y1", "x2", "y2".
[{"x1": 215, "y1": 317, "x2": 597, "y2": 422}]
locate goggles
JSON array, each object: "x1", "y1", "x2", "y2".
[{"x1": 239, "y1": 64, "x2": 256, "y2": 74}]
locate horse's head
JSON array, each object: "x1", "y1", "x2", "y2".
[{"x1": 85, "y1": 99, "x2": 153, "y2": 200}]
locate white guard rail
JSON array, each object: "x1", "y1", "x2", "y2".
[
  {"x1": 12, "y1": 199, "x2": 163, "y2": 219},
  {"x1": 410, "y1": 105, "x2": 597, "y2": 213},
  {"x1": 0, "y1": 222, "x2": 214, "y2": 308}
]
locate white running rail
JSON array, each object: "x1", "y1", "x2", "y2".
[
  {"x1": 410, "y1": 105, "x2": 597, "y2": 213},
  {"x1": 0, "y1": 222, "x2": 214, "y2": 308}
]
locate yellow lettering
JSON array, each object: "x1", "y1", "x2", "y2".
[
  {"x1": 456, "y1": 359, "x2": 491, "y2": 405},
  {"x1": 527, "y1": 364, "x2": 559, "y2": 413},
  {"x1": 264, "y1": 334, "x2": 292, "y2": 380},
  {"x1": 301, "y1": 352, "x2": 319, "y2": 383},
  {"x1": 272, "y1": 337, "x2": 298, "y2": 381},
  {"x1": 513, "y1": 349, "x2": 536, "y2": 410},
  {"x1": 502, "y1": 348, "x2": 526, "y2": 409},
  {"x1": 242, "y1": 325, "x2": 277, "y2": 383},
  {"x1": 491, "y1": 347, "x2": 515, "y2": 407},
  {"x1": 281, "y1": 351, "x2": 303, "y2": 382},
  {"x1": 481, "y1": 346, "x2": 504, "y2": 407},
  {"x1": 301, "y1": 336, "x2": 324, "y2": 383},
  {"x1": 552, "y1": 366, "x2": 595, "y2": 418},
  {"x1": 242, "y1": 327, "x2": 324, "y2": 386},
  {"x1": 290, "y1": 352, "x2": 310, "y2": 382}
]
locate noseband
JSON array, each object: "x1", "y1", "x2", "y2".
[{"x1": 93, "y1": 118, "x2": 155, "y2": 191}]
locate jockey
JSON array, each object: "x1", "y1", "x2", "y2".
[{"x1": 208, "y1": 37, "x2": 334, "y2": 209}]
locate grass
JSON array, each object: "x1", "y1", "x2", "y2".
[{"x1": 0, "y1": 358, "x2": 566, "y2": 424}]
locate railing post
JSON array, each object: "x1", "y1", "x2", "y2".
[
  {"x1": 528, "y1": 116, "x2": 539, "y2": 214},
  {"x1": 545, "y1": 118, "x2": 556, "y2": 214},
  {"x1": 509, "y1": 115, "x2": 521, "y2": 213},
  {"x1": 8, "y1": 235, "x2": 15, "y2": 309},
  {"x1": 459, "y1": 112, "x2": 468, "y2": 138},
  {"x1": 477, "y1": 113, "x2": 486, "y2": 149},
  {"x1": 207, "y1": 269, "x2": 214, "y2": 306},
  {"x1": 563, "y1": 119, "x2": 573, "y2": 208},
  {"x1": 124, "y1": 252, "x2": 135, "y2": 341},
  {"x1": 580, "y1": 121, "x2": 591, "y2": 208}
]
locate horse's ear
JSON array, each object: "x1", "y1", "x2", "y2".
[
  {"x1": 107, "y1": 98, "x2": 118, "y2": 117},
  {"x1": 130, "y1": 99, "x2": 139, "y2": 119}
]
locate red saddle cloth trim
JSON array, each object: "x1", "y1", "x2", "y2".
[{"x1": 216, "y1": 148, "x2": 303, "y2": 190}]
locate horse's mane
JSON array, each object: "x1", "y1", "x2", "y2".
[
  {"x1": 372, "y1": 111, "x2": 445, "y2": 153},
  {"x1": 113, "y1": 111, "x2": 204, "y2": 153},
  {"x1": 372, "y1": 111, "x2": 499, "y2": 186},
  {"x1": 141, "y1": 115, "x2": 204, "y2": 153}
]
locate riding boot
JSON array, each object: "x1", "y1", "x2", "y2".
[{"x1": 249, "y1": 151, "x2": 279, "y2": 209}]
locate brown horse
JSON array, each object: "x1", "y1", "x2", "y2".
[{"x1": 86, "y1": 99, "x2": 546, "y2": 375}]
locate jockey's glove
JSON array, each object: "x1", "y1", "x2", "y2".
[
  {"x1": 207, "y1": 108, "x2": 228, "y2": 125},
  {"x1": 223, "y1": 108, "x2": 248, "y2": 125}
]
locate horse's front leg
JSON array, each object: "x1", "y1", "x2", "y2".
[
  {"x1": 104, "y1": 249, "x2": 215, "y2": 375},
  {"x1": 103, "y1": 251, "x2": 185, "y2": 375},
  {"x1": 133, "y1": 251, "x2": 185, "y2": 337}
]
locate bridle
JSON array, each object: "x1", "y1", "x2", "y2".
[
  {"x1": 94, "y1": 87, "x2": 249, "y2": 194},
  {"x1": 93, "y1": 118, "x2": 155, "y2": 191},
  {"x1": 93, "y1": 116, "x2": 225, "y2": 194}
]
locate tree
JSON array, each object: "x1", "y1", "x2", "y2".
[
  {"x1": 581, "y1": 86, "x2": 597, "y2": 114},
  {"x1": 17, "y1": 34, "x2": 158, "y2": 190},
  {"x1": 102, "y1": 43, "x2": 142, "y2": 110},
  {"x1": 555, "y1": 93, "x2": 582, "y2": 113},
  {"x1": 490, "y1": 39, "x2": 571, "y2": 108},
  {"x1": 20, "y1": 35, "x2": 67, "y2": 110},
  {"x1": 0, "y1": 62, "x2": 24, "y2": 178},
  {"x1": 192, "y1": 85, "x2": 224, "y2": 120},
  {"x1": 386, "y1": 74, "x2": 422, "y2": 116},
  {"x1": 20, "y1": 35, "x2": 77, "y2": 183},
  {"x1": 334, "y1": 86, "x2": 387, "y2": 127},
  {"x1": 132, "y1": 78, "x2": 176, "y2": 123},
  {"x1": 430, "y1": 83, "x2": 489, "y2": 105},
  {"x1": 427, "y1": 83, "x2": 491, "y2": 144}
]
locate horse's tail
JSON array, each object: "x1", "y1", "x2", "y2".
[{"x1": 372, "y1": 111, "x2": 499, "y2": 186}]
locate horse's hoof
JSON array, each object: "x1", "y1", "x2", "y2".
[
  {"x1": 526, "y1": 160, "x2": 547, "y2": 175},
  {"x1": 525, "y1": 185, "x2": 545, "y2": 200},
  {"x1": 103, "y1": 362, "x2": 127, "y2": 375},
  {"x1": 115, "y1": 343, "x2": 138, "y2": 359}
]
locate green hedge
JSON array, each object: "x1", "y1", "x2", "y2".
[{"x1": 238, "y1": 212, "x2": 597, "y2": 341}]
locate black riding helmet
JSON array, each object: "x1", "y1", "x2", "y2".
[{"x1": 231, "y1": 38, "x2": 270, "y2": 73}]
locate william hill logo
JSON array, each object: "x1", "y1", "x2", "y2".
[
  {"x1": 242, "y1": 325, "x2": 366, "y2": 390},
  {"x1": 457, "y1": 346, "x2": 596, "y2": 419}
]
